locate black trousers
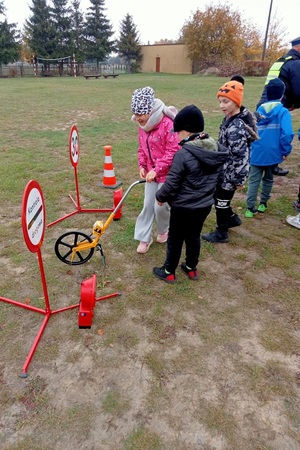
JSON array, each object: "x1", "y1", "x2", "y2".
[
  {"x1": 164, "y1": 205, "x2": 211, "y2": 273},
  {"x1": 214, "y1": 185, "x2": 236, "y2": 232}
]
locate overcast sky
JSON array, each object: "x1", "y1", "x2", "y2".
[{"x1": 4, "y1": 0, "x2": 299, "y2": 46}]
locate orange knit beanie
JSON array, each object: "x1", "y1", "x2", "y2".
[{"x1": 217, "y1": 80, "x2": 244, "y2": 108}]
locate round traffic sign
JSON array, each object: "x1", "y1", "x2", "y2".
[
  {"x1": 69, "y1": 125, "x2": 79, "y2": 167},
  {"x1": 22, "y1": 180, "x2": 46, "y2": 253}
]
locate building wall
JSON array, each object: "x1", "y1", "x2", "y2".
[{"x1": 140, "y1": 44, "x2": 192, "y2": 74}]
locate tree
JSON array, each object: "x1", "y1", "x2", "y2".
[
  {"x1": 69, "y1": 0, "x2": 85, "y2": 62},
  {"x1": 0, "y1": 20, "x2": 21, "y2": 65},
  {"x1": 264, "y1": 16, "x2": 288, "y2": 63},
  {"x1": 154, "y1": 39, "x2": 177, "y2": 45},
  {"x1": 25, "y1": 0, "x2": 55, "y2": 58},
  {"x1": 242, "y1": 23, "x2": 263, "y2": 61},
  {"x1": 20, "y1": 30, "x2": 33, "y2": 62},
  {"x1": 0, "y1": 2, "x2": 21, "y2": 66},
  {"x1": 84, "y1": 0, "x2": 115, "y2": 69},
  {"x1": 181, "y1": 4, "x2": 245, "y2": 70},
  {"x1": 51, "y1": 0, "x2": 72, "y2": 57},
  {"x1": 116, "y1": 14, "x2": 141, "y2": 73}
]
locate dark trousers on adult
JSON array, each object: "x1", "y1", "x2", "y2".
[
  {"x1": 215, "y1": 185, "x2": 236, "y2": 233},
  {"x1": 164, "y1": 205, "x2": 211, "y2": 273}
]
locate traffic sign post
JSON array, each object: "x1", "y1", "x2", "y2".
[
  {"x1": 0, "y1": 180, "x2": 121, "y2": 377},
  {"x1": 47, "y1": 125, "x2": 123, "y2": 228}
]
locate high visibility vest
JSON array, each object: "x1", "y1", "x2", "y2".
[{"x1": 264, "y1": 56, "x2": 294, "y2": 85}]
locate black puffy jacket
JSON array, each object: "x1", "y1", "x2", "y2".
[{"x1": 156, "y1": 135, "x2": 229, "y2": 209}]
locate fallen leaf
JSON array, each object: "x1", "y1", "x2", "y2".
[
  {"x1": 67, "y1": 270, "x2": 73, "y2": 275},
  {"x1": 97, "y1": 328, "x2": 104, "y2": 336},
  {"x1": 24, "y1": 298, "x2": 31, "y2": 305}
]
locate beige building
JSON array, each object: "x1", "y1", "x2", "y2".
[{"x1": 140, "y1": 43, "x2": 192, "y2": 75}]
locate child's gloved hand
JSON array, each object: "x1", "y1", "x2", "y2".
[{"x1": 298, "y1": 128, "x2": 300, "y2": 141}]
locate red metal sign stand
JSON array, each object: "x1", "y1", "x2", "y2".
[
  {"x1": 47, "y1": 125, "x2": 122, "y2": 228},
  {"x1": 0, "y1": 180, "x2": 120, "y2": 377}
]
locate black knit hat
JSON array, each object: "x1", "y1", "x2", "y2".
[
  {"x1": 266, "y1": 78, "x2": 285, "y2": 101},
  {"x1": 173, "y1": 105, "x2": 204, "y2": 133}
]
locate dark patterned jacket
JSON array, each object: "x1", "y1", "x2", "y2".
[
  {"x1": 238, "y1": 106, "x2": 259, "y2": 144},
  {"x1": 218, "y1": 109, "x2": 256, "y2": 190}
]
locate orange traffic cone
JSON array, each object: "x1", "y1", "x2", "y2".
[{"x1": 101, "y1": 145, "x2": 122, "y2": 189}]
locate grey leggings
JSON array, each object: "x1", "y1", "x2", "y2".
[{"x1": 134, "y1": 181, "x2": 170, "y2": 242}]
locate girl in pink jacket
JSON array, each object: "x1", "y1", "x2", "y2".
[{"x1": 131, "y1": 86, "x2": 179, "y2": 253}]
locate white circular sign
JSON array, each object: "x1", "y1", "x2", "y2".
[
  {"x1": 22, "y1": 180, "x2": 45, "y2": 252},
  {"x1": 69, "y1": 125, "x2": 79, "y2": 167}
]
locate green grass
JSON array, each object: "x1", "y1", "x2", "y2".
[{"x1": 0, "y1": 74, "x2": 300, "y2": 450}]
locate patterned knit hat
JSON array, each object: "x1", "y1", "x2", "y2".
[
  {"x1": 217, "y1": 80, "x2": 244, "y2": 108},
  {"x1": 131, "y1": 86, "x2": 155, "y2": 115}
]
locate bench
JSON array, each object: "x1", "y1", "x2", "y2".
[
  {"x1": 102, "y1": 74, "x2": 119, "y2": 79},
  {"x1": 84, "y1": 74, "x2": 102, "y2": 79}
]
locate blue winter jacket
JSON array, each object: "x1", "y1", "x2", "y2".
[{"x1": 250, "y1": 101, "x2": 294, "y2": 166}]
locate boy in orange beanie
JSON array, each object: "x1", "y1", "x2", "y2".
[{"x1": 202, "y1": 79, "x2": 255, "y2": 243}]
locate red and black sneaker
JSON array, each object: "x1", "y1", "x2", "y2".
[
  {"x1": 153, "y1": 266, "x2": 176, "y2": 284},
  {"x1": 180, "y1": 262, "x2": 199, "y2": 281}
]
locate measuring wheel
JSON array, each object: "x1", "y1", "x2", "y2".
[{"x1": 55, "y1": 231, "x2": 94, "y2": 265}]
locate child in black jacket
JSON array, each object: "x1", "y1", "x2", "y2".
[{"x1": 153, "y1": 105, "x2": 229, "y2": 284}]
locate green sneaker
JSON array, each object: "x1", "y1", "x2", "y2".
[
  {"x1": 245, "y1": 209, "x2": 258, "y2": 218},
  {"x1": 258, "y1": 203, "x2": 267, "y2": 213}
]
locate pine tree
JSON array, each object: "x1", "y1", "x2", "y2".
[
  {"x1": 0, "y1": 20, "x2": 20, "y2": 65},
  {"x1": 117, "y1": 14, "x2": 141, "y2": 73},
  {"x1": 0, "y1": 1, "x2": 5, "y2": 15},
  {"x1": 0, "y1": 1, "x2": 21, "y2": 66},
  {"x1": 84, "y1": 0, "x2": 115, "y2": 69},
  {"x1": 51, "y1": 0, "x2": 72, "y2": 57},
  {"x1": 69, "y1": 0, "x2": 85, "y2": 63},
  {"x1": 25, "y1": 0, "x2": 55, "y2": 58}
]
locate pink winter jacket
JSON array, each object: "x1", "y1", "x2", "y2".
[{"x1": 137, "y1": 116, "x2": 179, "y2": 183}]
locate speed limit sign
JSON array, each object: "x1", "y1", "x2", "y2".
[{"x1": 69, "y1": 124, "x2": 79, "y2": 167}]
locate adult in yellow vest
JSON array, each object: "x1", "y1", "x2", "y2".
[{"x1": 257, "y1": 36, "x2": 300, "y2": 176}]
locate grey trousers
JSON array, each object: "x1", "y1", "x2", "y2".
[
  {"x1": 246, "y1": 164, "x2": 275, "y2": 210},
  {"x1": 134, "y1": 181, "x2": 170, "y2": 242}
]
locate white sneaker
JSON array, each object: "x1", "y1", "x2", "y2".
[
  {"x1": 156, "y1": 232, "x2": 168, "y2": 243},
  {"x1": 136, "y1": 238, "x2": 153, "y2": 254},
  {"x1": 286, "y1": 214, "x2": 300, "y2": 229}
]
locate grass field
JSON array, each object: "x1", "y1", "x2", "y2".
[{"x1": 1, "y1": 73, "x2": 300, "y2": 450}]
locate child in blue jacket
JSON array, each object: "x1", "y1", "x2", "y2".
[{"x1": 245, "y1": 78, "x2": 294, "y2": 217}]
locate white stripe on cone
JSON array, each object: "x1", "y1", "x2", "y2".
[{"x1": 103, "y1": 169, "x2": 116, "y2": 177}]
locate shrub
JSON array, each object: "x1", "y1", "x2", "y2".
[{"x1": 243, "y1": 60, "x2": 270, "y2": 76}]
